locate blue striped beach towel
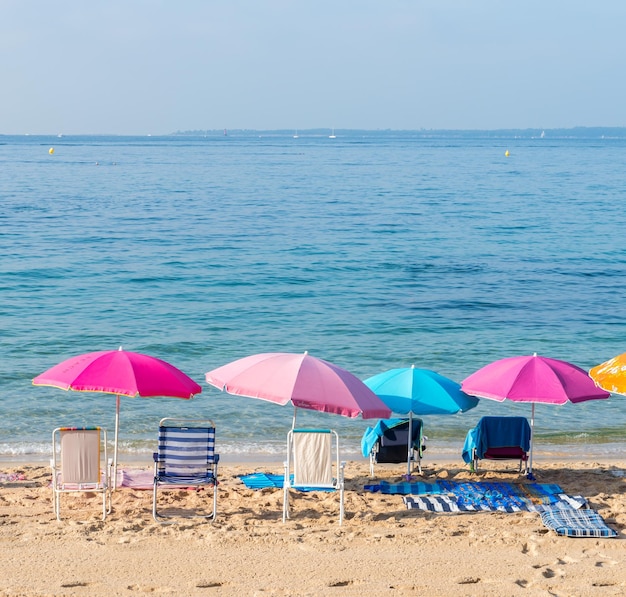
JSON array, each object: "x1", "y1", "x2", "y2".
[
  {"x1": 404, "y1": 493, "x2": 587, "y2": 513},
  {"x1": 540, "y1": 507, "x2": 617, "y2": 538},
  {"x1": 364, "y1": 481, "x2": 443, "y2": 495}
]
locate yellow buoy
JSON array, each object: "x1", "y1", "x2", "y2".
[
  {"x1": 504, "y1": 150, "x2": 510, "y2": 157},
  {"x1": 49, "y1": 147, "x2": 54, "y2": 155}
]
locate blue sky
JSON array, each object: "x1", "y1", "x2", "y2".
[{"x1": 2, "y1": 1, "x2": 625, "y2": 135}]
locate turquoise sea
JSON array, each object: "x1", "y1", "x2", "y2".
[{"x1": 1, "y1": 130, "x2": 625, "y2": 462}]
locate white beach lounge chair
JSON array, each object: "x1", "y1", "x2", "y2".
[
  {"x1": 51, "y1": 426, "x2": 111, "y2": 521},
  {"x1": 283, "y1": 428, "x2": 345, "y2": 525}
]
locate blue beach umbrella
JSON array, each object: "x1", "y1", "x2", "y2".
[{"x1": 364, "y1": 365, "x2": 479, "y2": 476}]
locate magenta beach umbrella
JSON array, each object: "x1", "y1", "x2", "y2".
[
  {"x1": 206, "y1": 351, "x2": 391, "y2": 425},
  {"x1": 461, "y1": 353, "x2": 610, "y2": 475},
  {"x1": 33, "y1": 348, "x2": 202, "y2": 488}
]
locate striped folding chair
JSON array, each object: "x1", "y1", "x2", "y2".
[
  {"x1": 51, "y1": 426, "x2": 111, "y2": 521},
  {"x1": 152, "y1": 418, "x2": 219, "y2": 521},
  {"x1": 283, "y1": 428, "x2": 345, "y2": 525}
]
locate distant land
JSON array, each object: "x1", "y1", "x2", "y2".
[
  {"x1": 172, "y1": 127, "x2": 626, "y2": 139},
  {"x1": 2, "y1": 127, "x2": 625, "y2": 139}
]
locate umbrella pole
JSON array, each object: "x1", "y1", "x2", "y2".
[
  {"x1": 113, "y1": 395, "x2": 120, "y2": 491},
  {"x1": 406, "y1": 412, "x2": 413, "y2": 479},
  {"x1": 292, "y1": 405, "x2": 297, "y2": 430},
  {"x1": 528, "y1": 403, "x2": 535, "y2": 477}
]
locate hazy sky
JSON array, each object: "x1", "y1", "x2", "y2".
[{"x1": 2, "y1": 1, "x2": 625, "y2": 135}]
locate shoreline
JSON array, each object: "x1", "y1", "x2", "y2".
[{"x1": 4, "y1": 439, "x2": 626, "y2": 466}]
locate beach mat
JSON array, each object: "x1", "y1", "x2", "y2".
[
  {"x1": 364, "y1": 481, "x2": 443, "y2": 495},
  {"x1": 0, "y1": 472, "x2": 27, "y2": 483},
  {"x1": 404, "y1": 492, "x2": 587, "y2": 514},
  {"x1": 119, "y1": 469, "x2": 210, "y2": 491},
  {"x1": 540, "y1": 507, "x2": 617, "y2": 538},
  {"x1": 239, "y1": 473, "x2": 334, "y2": 492},
  {"x1": 117, "y1": 468, "x2": 154, "y2": 490},
  {"x1": 239, "y1": 473, "x2": 284, "y2": 489},
  {"x1": 439, "y1": 481, "x2": 564, "y2": 504}
]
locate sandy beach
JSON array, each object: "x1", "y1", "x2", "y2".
[{"x1": 1, "y1": 457, "x2": 625, "y2": 597}]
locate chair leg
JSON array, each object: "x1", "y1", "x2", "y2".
[
  {"x1": 152, "y1": 481, "x2": 159, "y2": 522},
  {"x1": 339, "y1": 485, "x2": 344, "y2": 526},
  {"x1": 282, "y1": 486, "x2": 289, "y2": 523},
  {"x1": 54, "y1": 491, "x2": 61, "y2": 521},
  {"x1": 212, "y1": 482, "x2": 218, "y2": 520}
]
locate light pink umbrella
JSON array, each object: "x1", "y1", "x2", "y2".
[
  {"x1": 33, "y1": 348, "x2": 202, "y2": 488},
  {"x1": 205, "y1": 351, "x2": 391, "y2": 424},
  {"x1": 461, "y1": 353, "x2": 610, "y2": 475}
]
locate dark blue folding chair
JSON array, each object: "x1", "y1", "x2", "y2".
[{"x1": 462, "y1": 416, "x2": 531, "y2": 474}]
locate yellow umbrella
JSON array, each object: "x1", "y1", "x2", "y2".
[{"x1": 589, "y1": 352, "x2": 626, "y2": 395}]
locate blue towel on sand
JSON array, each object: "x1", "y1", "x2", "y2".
[
  {"x1": 405, "y1": 493, "x2": 587, "y2": 514},
  {"x1": 364, "y1": 480, "x2": 443, "y2": 495},
  {"x1": 438, "y1": 481, "x2": 563, "y2": 508},
  {"x1": 540, "y1": 507, "x2": 617, "y2": 537},
  {"x1": 239, "y1": 473, "x2": 333, "y2": 492},
  {"x1": 402, "y1": 481, "x2": 585, "y2": 513},
  {"x1": 239, "y1": 473, "x2": 284, "y2": 489}
]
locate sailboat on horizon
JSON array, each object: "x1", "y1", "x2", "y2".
[{"x1": 329, "y1": 128, "x2": 336, "y2": 139}]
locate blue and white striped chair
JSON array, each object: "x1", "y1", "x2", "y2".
[{"x1": 152, "y1": 418, "x2": 219, "y2": 521}]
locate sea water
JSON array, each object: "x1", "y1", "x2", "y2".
[{"x1": 1, "y1": 130, "x2": 625, "y2": 462}]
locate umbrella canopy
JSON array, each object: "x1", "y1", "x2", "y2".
[
  {"x1": 364, "y1": 366, "x2": 479, "y2": 476},
  {"x1": 461, "y1": 353, "x2": 610, "y2": 475},
  {"x1": 589, "y1": 352, "x2": 626, "y2": 395},
  {"x1": 33, "y1": 348, "x2": 202, "y2": 488},
  {"x1": 364, "y1": 366, "x2": 479, "y2": 416},
  {"x1": 205, "y1": 351, "x2": 391, "y2": 421}
]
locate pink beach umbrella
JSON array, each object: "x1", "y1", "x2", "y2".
[
  {"x1": 205, "y1": 351, "x2": 391, "y2": 425},
  {"x1": 33, "y1": 348, "x2": 202, "y2": 488},
  {"x1": 461, "y1": 353, "x2": 610, "y2": 475}
]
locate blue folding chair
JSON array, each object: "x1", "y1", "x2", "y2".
[
  {"x1": 152, "y1": 418, "x2": 219, "y2": 521},
  {"x1": 361, "y1": 418, "x2": 426, "y2": 478},
  {"x1": 462, "y1": 416, "x2": 531, "y2": 474}
]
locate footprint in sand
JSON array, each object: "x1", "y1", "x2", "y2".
[
  {"x1": 515, "y1": 579, "x2": 528, "y2": 588},
  {"x1": 457, "y1": 577, "x2": 481, "y2": 585},
  {"x1": 520, "y1": 539, "x2": 539, "y2": 556},
  {"x1": 594, "y1": 553, "x2": 620, "y2": 567},
  {"x1": 328, "y1": 580, "x2": 354, "y2": 587}
]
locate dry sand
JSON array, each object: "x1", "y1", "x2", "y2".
[{"x1": 1, "y1": 457, "x2": 625, "y2": 596}]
